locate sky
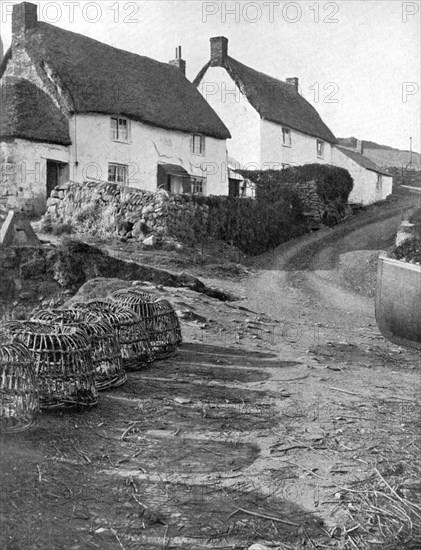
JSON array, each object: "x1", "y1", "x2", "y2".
[{"x1": 0, "y1": 0, "x2": 420, "y2": 152}]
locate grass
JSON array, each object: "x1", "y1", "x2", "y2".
[{"x1": 391, "y1": 207, "x2": 421, "y2": 264}]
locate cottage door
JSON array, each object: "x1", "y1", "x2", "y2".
[
  {"x1": 46, "y1": 160, "x2": 69, "y2": 197},
  {"x1": 46, "y1": 160, "x2": 59, "y2": 198}
]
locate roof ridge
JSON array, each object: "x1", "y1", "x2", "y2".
[
  {"x1": 226, "y1": 55, "x2": 290, "y2": 87},
  {"x1": 335, "y1": 145, "x2": 390, "y2": 175},
  {"x1": 8, "y1": 20, "x2": 231, "y2": 139},
  {"x1": 34, "y1": 21, "x2": 179, "y2": 70},
  {"x1": 206, "y1": 54, "x2": 336, "y2": 143}
]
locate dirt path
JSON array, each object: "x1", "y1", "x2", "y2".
[
  {"x1": 1, "y1": 199, "x2": 420, "y2": 550},
  {"x1": 245, "y1": 199, "x2": 413, "y2": 341},
  {"x1": 239, "y1": 199, "x2": 421, "y2": 547}
]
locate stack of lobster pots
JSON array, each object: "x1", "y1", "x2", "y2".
[{"x1": 0, "y1": 288, "x2": 182, "y2": 433}]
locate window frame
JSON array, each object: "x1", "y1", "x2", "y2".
[
  {"x1": 108, "y1": 162, "x2": 129, "y2": 185},
  {"x1": 191, "y1": 134, "x2": 205, "y2": 156},
  {"x1": 316, "y1": 139, "x2": 325, "y2": 159},
  {"x1": 191, "y1": 176, "x2": 206, "y2": 195},
  {"x1": 110, "y1": 116, "x2": 130, "y2": 143},
  {"x1": 376, "y1": 173, "x2": 383, "y2": 192},
  {"x1": 282, "y1": 127, "x2": 292, "y2": 147}
]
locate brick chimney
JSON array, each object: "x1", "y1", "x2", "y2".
[
  {"x1": 12, "y1": 2, "x2": 38, "y2": 44},
  {"x1": 210, "y1": 36, "x2": 228, "y2": 66},
  {"x1": 286, "y1": 77, "x2": 299, "y2": 92},
  {"x1": 356, "y1": 139, "x2": 364, "y2": 154},
  {"x1": 169, "y1": 46, "x2": 186, "y2": 76}
]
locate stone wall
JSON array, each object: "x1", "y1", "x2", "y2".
[
  {"x1": 0, "y1": 244, "x2": 53, "y2": 317},
  {"x1": 291, "y1": 180, "x2": 326, "y2": 221},
  {"x1": 44, "y1": 180, "x2": 209, "y2": 240},
  {"x1": 280, "y1": 179, "x2": 351, "y2": 224}
]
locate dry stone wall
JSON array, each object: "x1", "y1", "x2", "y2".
[
  {"x1": 290, "y1": 180, "x2": 326, "y2": 221},
  {"x1": 44, "y1": 180, "x2": 209, "y2": 239}
]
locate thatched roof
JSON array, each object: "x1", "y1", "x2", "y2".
[
  {"x1": 336, "y1": 146, "x2": 391, "y2": 176},
  {"x1": 0, "y1": 77, "x2": 71, "y2": 145},
  {"x1": 10, "y1": 21, "x2": 230, "y2": 140},
  {"x1": 194, "y1": 58, "x2": 336, "y2": 143}
]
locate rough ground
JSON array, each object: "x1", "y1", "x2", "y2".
[{"x1": 1, "y1": 196, "x2": 420, "y2": 550}]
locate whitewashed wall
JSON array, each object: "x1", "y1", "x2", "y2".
[
  {"x1": 197, "y1": 67, "x2": 261, "y2": 168},
  {"x1": 1, "y1": 46, "x2": 230, "y2": 210},
  {"x1": 0, "y1": 139, "x2": 69, "y2": 213},
  {"x1": 332, "y1": 147, "x2": 393, "y2": 205},
  {"x1": 196, "y1": 66, "x2": 334, "y2": 170},
  {"x1": 261, "y1": 120, "x2": 333, "y2": 167},
  {"x1": 69, "y1": 114, "x2": 228, "y2": 196}
]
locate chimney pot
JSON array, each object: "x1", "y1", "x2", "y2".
[
  {"x1": 286, "y1": 77, "x2": 299, "y2": 92},
  {"x1": 210, "y1": 36, "x2": 228, "y2": 66},
  {"x1": 12, "y1": 2, "x2": 38, "y2": 41},
  {"x1": 169, "y1": 45, "x2": 186, "y2": 76}
]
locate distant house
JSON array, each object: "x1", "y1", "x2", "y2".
[
  {"x1": 0, "y1": 2, "x2": 230, "y2": 214},
  {"x1": 193, "y1": 36, "x2": 337, "y2": 177},
  {"x1": 332, "y1": 143, "x2": 393, "y2": 205},
  {"x1": 337, "y1": 137, "x2": 421, "y2": 170}
]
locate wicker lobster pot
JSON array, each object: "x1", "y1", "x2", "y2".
[
  {"x1": 1, "y1": 321, "x2": 98, "y2": 409},
  {"x1": 70, "y1": 301, "x2": 153, "y2": 370},
  {"x1": 31, "y1": 309, "x2": 127, "y2": 391},
  {"x1": 0, "y1": 332, "x2": 39, "y2": 433},
  {"x1": 110, "y1": 289, "x2": 182, "y2": 359}
]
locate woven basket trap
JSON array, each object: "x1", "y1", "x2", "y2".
[
  {"x1": 110, "y1": 288, "x2": 182, "y2": 359},
  {"x1": 32, "y1": 309, "x2": 127, "y2": 391},
  {"x1": 0, "y1": 332, "x2": 39, "y2": 433},
  {"x1": 70, "y1": 300, "x2": 153, "y2": 370},
  {"x1": 2, "y1": 321, "x2": 98, "y2": 409}
]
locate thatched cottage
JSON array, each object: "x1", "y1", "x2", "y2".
[
  {"x1": 194, "y1": 37, "x2": 394, "y2": 204},
  {"x1": 0, "y1": 2, "x2": 231, "y2": 214},
  {"x1": 194, "y1": 37, "x2": 337, "y2": 176}
]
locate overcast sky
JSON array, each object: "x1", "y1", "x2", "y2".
[{"x1": 1, "y1": 0, "x2": 420, "y2": 151}]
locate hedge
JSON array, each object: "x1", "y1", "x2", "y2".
[
  {"x1": 238, "y1": 164, "x2": 354, "y2": 203},
  {"x1": 168, "y1": 189, "x2": 306, "y2": 256},
  {"x1": 168, "y1": 165, "x2": 354, "y2": 256}
]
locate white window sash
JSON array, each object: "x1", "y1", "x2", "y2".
[
  {"x1": 191, "y1": 135, "x2": 205, "y2": 155},
  {"x1": 108, "y1": 163, "x2": 128, "y2": 184},
  {"x1": 317, "y1": 140, "x2": 324, "y2": 157},
  {"x1": 111, "y1": 117, "x2": 130, "y2": 142},
  {"x1": 282, "y1": 128, "x2": 291, "y2": 146},
  {"x1": 110, "y1": 118, "x2": 118, "y2": 140}
]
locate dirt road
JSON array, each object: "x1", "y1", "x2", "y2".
[{"x1": 1, "y1": 199, "x2": 420, "y2": 550}]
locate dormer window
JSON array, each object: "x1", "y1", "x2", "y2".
[
  {"x1": 191, "y1": 134, "x2": 205, "y2": 155},
  {"x1": 111, "y1": 117, "x2": 130, "y2": 142},
  {"x1": 317, "y1": 140, "x2": 325, "y2": 158},
  {"x1": 282, "y1": 127, "x2": 291, "y2": 147}
]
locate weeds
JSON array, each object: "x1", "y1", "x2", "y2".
[{"x1": 51, "y1": 222, "x2": 74, "y2": 236}]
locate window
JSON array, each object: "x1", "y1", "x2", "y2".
[
  {"x1": 191, "y1": 176, "x2": 205, "y2": 195},
  {"x1": 191, "y1": 134, "x2": 205, "y2": 155},
  {"x1": 108, "y1": 163, "x2": 128, "y2": 184},
  {"x1": 110, "y1": 117, "x2": 130, "y2": 142},
  {"x1": 317, "y1": 140, "x2": 325, "y2": 158},
  {"x1": 376, "y1": 174, "x2": 383, "y2": 192},
  {"x1": 282, "y1": 127, "x2": 291, "y2": 147}
]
